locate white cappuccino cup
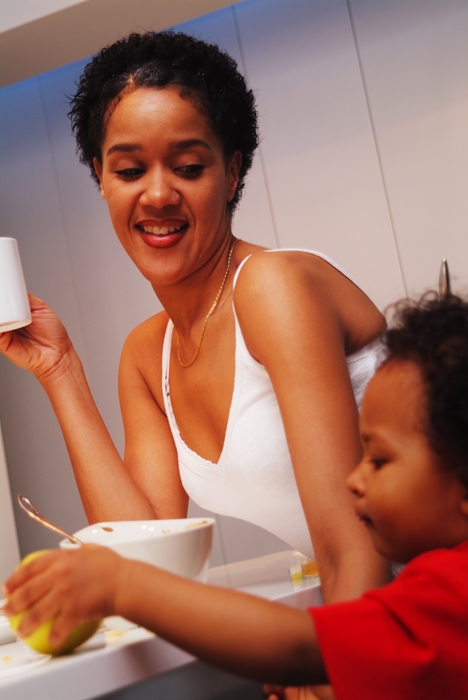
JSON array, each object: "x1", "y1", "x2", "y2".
[{"x1": 0, "y1": 238, "x2": 31, "y2": 332}]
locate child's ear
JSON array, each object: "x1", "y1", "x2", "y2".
[{"x1": 459, "y1": 489, "x2": 468, "y2": 519}]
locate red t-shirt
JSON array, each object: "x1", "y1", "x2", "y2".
[{"x1": 309, "y1": 539, "x2": 468, "y2": 700}]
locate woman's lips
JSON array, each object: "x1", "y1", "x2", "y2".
[{"x1": 138, "y1": 222, "x2": 187, "y2": 249}]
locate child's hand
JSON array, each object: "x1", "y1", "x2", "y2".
[{"x1": 1, "y1": 545, "x2": 124, "y2": 649}]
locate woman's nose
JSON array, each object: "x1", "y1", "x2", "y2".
[
  {"x1": 346, "y1": 459, "x2": 366, "y2": 496},
  {"x1": 140, "y1": 169, "x2": 180, "y2": 209}
]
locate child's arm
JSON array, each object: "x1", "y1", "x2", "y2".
[{"x1": 2, "y1": 546, "x2": 328, "y2": 687}]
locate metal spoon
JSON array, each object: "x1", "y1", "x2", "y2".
[
  {"x1": 17, "y1": 494, "x2": 82, "y2": 545},
  {"x1": 439, "y1": 258, "x2": 451, "y2": 299}
]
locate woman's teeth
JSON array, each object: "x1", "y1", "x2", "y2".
[{"x1": 142, "y1": 224, "x2": 184, "y2": 235}]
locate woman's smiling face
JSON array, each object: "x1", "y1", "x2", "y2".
[
  {"x1": 347, "y1": 361, "x2": 468, "y2": 564},
  {"x1": 94, "y1": 86, "x2": 240, "y2": 286}
]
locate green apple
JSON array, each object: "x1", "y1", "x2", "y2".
[{"x1": 9, "y1": 549, "x2": 101, "y2": 656}]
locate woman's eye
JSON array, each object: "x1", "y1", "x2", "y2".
[
  {"x1": 175, "y1": 164, "x2": 204, "y2": 178},
  {"x1": 115, "y1": 168, "x2": 144, "y2": 180}
]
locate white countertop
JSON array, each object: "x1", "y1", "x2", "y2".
[{"x1": 0, "y1": 550, "x2": 321, "y2": 700}]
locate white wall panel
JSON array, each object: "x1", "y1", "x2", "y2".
[
  {"x1": 0, "y1": 77, "x2": 88, "y2": 553},
  {"x1": 349, "y1": 0, "x2": 468, "y2": 296},
  {"x1": 177, "y1": 7, "x2": 278, "y2": 249},
  {"x1": 235, "y1": 0, "x2": 405, "y2": 309}
]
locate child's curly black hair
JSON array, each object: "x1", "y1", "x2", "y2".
[
  {"x1": 383, "y1": 293, "x2": 468, "y2": 487},
  {"x1": 68, "y1": 31, "x2": 259, "y2": 213}
]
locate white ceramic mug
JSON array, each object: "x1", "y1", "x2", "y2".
[{"x1": 0, "y1": 238, "x2": 31, "y2": 332}]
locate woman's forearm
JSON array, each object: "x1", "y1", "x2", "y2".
[
  {"x1": 308, "y1": 494, "x2": 390, "y2": 604},
  {"x1": 319, "y1": 545, "x2": 390, "y2": 604},
  {"x1": 38, "y1": 346, "x2": 155, "y2": 522}
]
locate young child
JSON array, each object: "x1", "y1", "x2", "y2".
[{"x1": 3, "y1": 294, "x2": 468, "y2": 699}]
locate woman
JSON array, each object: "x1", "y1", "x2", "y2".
[{"x1": 0, "y1": 32, "x2": 387, "y2": 606}]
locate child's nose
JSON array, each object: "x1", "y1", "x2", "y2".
[{"x1": 346, "y1": 460, "x2": 366, "y2": 496}]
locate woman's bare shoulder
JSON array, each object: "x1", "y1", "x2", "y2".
[
  {"x1": 234, "y1": 248, "x2": 344, "y2": 300},
  {"x1": 235, "y1": 248, "x2": 353, "y2": 285},
  {"x1": 234, "y1": 248, "x2": 384, "y2": 354},
  {"x1": 121, "y1": 310, "x2": 169, "y2": 364},
  {"x1": 119, "y1": 311, "x2": 170, "y2": 412}
]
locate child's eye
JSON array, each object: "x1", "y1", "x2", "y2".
[
  {"x1": 370, "y1": 458, "x2": 387, "y2": 470},
  {"x1": 175, "y1": 164, "x2": 204, "y2": 178},
  {"x1": 115, "y1": 168, "x2": 144, "y2": 180}
]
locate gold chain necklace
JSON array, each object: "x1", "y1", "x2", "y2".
[{"x1": 176, "y1": 239, "x2": 237, "y2": 368}]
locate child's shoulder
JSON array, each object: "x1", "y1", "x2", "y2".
[
  {"x1": 385, "y1": 540, "x2": 468, "y2": 603},
  {"x1": 407, "y1": 538, "x2": 468, "y2": 573}
]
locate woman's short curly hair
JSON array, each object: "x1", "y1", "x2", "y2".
[
  {"x1": 383, "y1": 292, "x2": 468, "y2": 486},
  {"x1": 68, "y1": 31, "x2": 259, "y2": 212}
]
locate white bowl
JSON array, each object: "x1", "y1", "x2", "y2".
[{"x1": 60, "y1": 518, "x2": 215, "y2": 582}]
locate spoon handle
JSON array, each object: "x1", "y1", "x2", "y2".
[
  {"x1": 17, "y1": 494, "x2": 82, "y2": 546},
  {"x1": 439, "y1": 258, "x2": 451, "y2": 299}
]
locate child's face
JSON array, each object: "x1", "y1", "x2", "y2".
[{"x1": 347, "y1": 360, "x2": 468, "y2": 564}]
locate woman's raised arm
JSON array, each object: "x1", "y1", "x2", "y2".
[
  {"x1": 234, "y1": 252, "x2": 389, "y2": 602},
  {"x1": 0, "y1": 294, "x2": 183, "y2": 523}
]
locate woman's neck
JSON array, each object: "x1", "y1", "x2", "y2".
[{"x1": 153, "y1": 234, "x2": 236, "y2": 339}]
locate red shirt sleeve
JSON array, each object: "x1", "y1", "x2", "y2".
[{"x1": 309, "y1": 542, "x2": 468, "y2": 700}]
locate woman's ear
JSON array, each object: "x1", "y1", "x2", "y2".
[
  {"x1": 93, "y1": 158, "x2": 105, "y2": 198},
  {"x1": 226, "y1": 151, "x2": 242, "y2": 203}
]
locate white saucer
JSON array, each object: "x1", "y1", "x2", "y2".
[
  {"x1": 0, "y1": 616, "x2": 16, "y2": 646},
  {"x1": 0, "y1": 641, "x2": 50, "y2": 677}
]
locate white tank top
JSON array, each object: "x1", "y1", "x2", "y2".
[{"x1": 162, "y1": 250, "x2": 382, "y2": 558}]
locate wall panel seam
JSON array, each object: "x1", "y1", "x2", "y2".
[
  {"x1": 346, "y1": 0, "x2": 408, "y2": 297},
  {"x1": 232, "y1": 4, "x2": 281, "y2": 249}
]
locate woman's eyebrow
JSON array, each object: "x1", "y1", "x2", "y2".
[
  {"x1": 173, "y1": 139, "x2": 212, "y2": 152},
  {"x1": 107, "y1": 142, "x2": 141, "y2": 157},
  {"x1": 106, "y1": 139, "x2": 212, "y2": 158}
]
